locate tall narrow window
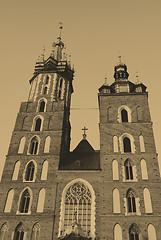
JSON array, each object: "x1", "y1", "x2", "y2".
[
  {"x1": 37, "y1": 188, "x2": 45, "y2": 213},
  {"x1": 44, "y1": 136, "x2": 51, "y2": 153},
  {"x1": 41, "y1": 160, "x2": 48, "y2": 180},
  {"x1": 48, "y1": 115, "x2": 54, "y2": 130},
  {"x1": 39, "y1": 101, "x2": 45, "y2": 112},
  {"x1": 113, "y1": 136, "x2": 119, "y2": 152},
  {"x1": 18, "y1": 137, "x2": 26, "y2": 154},
  {"x1": 124, "y1": 159, "x2": 133, "y2": 180},
  {"x1": 44, "y1": 87, "x2": 47, "y2": 94},
  {"x1": 31, "y1": 223, "x2": 40, "y2": 240},
  {"x1": 25, "y1": 161, "x2": 35, "y2": 181},
  {"x1": 107, "y1": 106, "x2": 113, "y2": 122},
  {"x1": 114, "y1": 224, "x2": 122, "y2": 240},
  {"x1": 112, "y1": 160, "x2": 119, "y2": 180},
  {"x1": 12, "y1": 161, "x2": 20, "y2": 180},
  {"x1": 19, "y1": 189, "x2": 31, "y2": 213},
  {"x1": 113, "y1": 188, "x2": 120, "y2": 213},
  {"x1": 45, "y1": 76, "x2": 49, "y2": 84},
  {"x1": 121, "y1": 109, "x2": 128, "y2": 122},
  {"x1": 29, "y1": 136, "x2": 39, "y2": 155},
  {"x1": 139, "y1": 135, "x2": 145, "y2": 152},
  {"x1": 123, "y1": 137, "x2": 131, "y2": 152},
  {"x1": 4, "y1": 189, "x2": 14, "y2": 212},
  {"x1": 0, "y1": 222, "x2": 8, "y2": 240},
  {"x1": 13, "y1": 223, "x2": 24, "y2": 240},
  {"x1": 148, "y1": 224, "x2": 157, "y2": 240},
  {"x1": 127, "y1": 189, "x2": 136, "y2": 213},
  {"x1": 59, "y1": 179, "x2": 95, "y2": 238},
  {"x1": 140, "y1": 159, "x2": 148, "y2": 180},
  {"x1": 21, "y1": 116, "x2": 28, "y2": 130},
  {"x1": 143, "y1": 188, "x2": 153, "y2": 213},
  {"x1": 35, "y1": 118, "x2": 42, "y2": 131},
  {"x1": 136, "y1": 106, "x2": 143, "y2": 121},
  {"x1": 129, "y1": 224, "x2": 140, "y2": 240}
]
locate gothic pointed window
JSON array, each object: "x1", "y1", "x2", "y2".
[
  {"x1": 31, "y1": 223, "x2": 40, "y2": 240},
  {"x1": 18, "y1": 137, "x2": 26, "y2": 154},
  {"x1": 107, "y1": 106, "x2": 113, "y2": 122},
  {"x1": 13, "y1": 223, "x2": 24, "y2": 240},
  {"x1": 35, "y1": 118, "x2": 42, "y2": 131},
  {"x1": 127, "y1": 189, "x2": 136, "y2": 213},
  {"x1": 113, "y1": 188, "x2": 120, "y2": 213},
  {"x1": 112, "y1": 160, "x2": 119, "y2": 180},
  {"x1": 123, "y1": 137, "x2": 131, "y2": 152},
  {"x1": 37, "y1": 188, "x2": 45, "y2": 213},
  {"x1": 44, "y1": 87, "x2": 47, "y2": 94},
  {"x1": 4, "y1": 189, "x2": 14, "y2": 212},
  {"x1": 124, "y1": 159, "x2": 133, "y2": 180},
  {"x1": 129, "y1": 224, "x2": 140, "y2": 240},
  {"x1": 22, "y1": 116, "x2": 28, "y2": 130},
  {"x1": 140, "y1": 159, "x2": 148, "y2": 180},
  {"x1": 59, "y1": 179, "x2": 95, "y2": 238},
  {"x1": 29, "y1": 136, "x2": 39, "y2": 155},
  {"x1": 148, "y1": 224, "x2": 157, "y2": 240},
  {"x1": 143, "y1": 188, "x2": 153, "y2": 213},
  {"x1": 12, "y1": 161, "x2": 20, "y2": 180},
  {"x1": 114, "y1": 224, "x2": 122, "y2": 240},
  {"x1": 19, "y1": 189, "x2": 31, "y2": 213},
  {"x1": 0, "y1": 222, "x2": 8, "y2": 240},
  {"x1": 113, "y1": 136, "x2": 119, "y2": 152},
  {"x1": 44, "y1": 136, "x2": 51, "y2": 153},
  {"x1": 139, "y1": 135, "x2": 145, "y2": 152},
  {"x1": 41, "y1": 160, "x2": 48, "y2": 180},
  {"x1": 24, "y1": 161, "x2": 35, "y2": 181},
  {"x1": 121, "y1": 109, "x2": 128, "y2": 122},
  {"x1": 39, "y1": 101, "x2": 45, "y2": 112}
]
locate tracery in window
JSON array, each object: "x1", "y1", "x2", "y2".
[
  {"x1": 126, "y1": 189, "x2": 136, "y2": 213},
  {"x1": 18, "y1": 188, "x2": 32, "y2": 214},
  {"x1": 129, "y1": 223, "x2": 140, "y2": 240},
  {"x1": 0, "y1": 222, "x2": 8, "y2": 240},
  {"x1": 31, "y1": 223, "x2": 40, "y2": 240},
  {"x1": 124, "y1": 159, "x2": 133, "y2": 180},
  {"x1": 59, "y1": 179, "x2": 95, "y2": 239},
  {"x1": 4, "y1": 189, "x2": 14, "y2": 212},
  {"x1": 29, "y1": 136, "x2": 39, "y2": 155},
  {"x1": 13, "y1": 222, "x2": 24, "y2": 240},
  {"x1": 24, "y1": 161, "x2": 36, "y2": 181}
]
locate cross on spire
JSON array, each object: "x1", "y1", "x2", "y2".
[{"x1": 82, "y1": 126, "x2": 88, "y2": 139}]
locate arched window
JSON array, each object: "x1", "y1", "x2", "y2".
[
  {"x1": 37, "y1": 188, "x2": 45, "y2": 213},
  {"x1": 112, "y1": 160, "x2": 119, "y2": 180},
  {"x1": 148, "y1": 224, "x2": 157, "y2": 240},
  {"x1": 44, "y1": 136, "x2": 51, "y2": 153},
  {"x1": 113, "y1": 188, "x2": 120, "y2": 213},
  {"x1": 12, "y1": 161, "x2": 20, "y2": 180},
  {"x1": 121, "y1": 109, "x2": 128, "y2": 122},
  {"x1": 43, "y1": 87, "x2": 47, "y2": 94},
  {"x1": 39, "y1": 101, "x2": 45, "y2": 112},
  {"x1": 143, "y1": 188, "x2": 153, "y2": 213},
  {"x1": 31, "y1": 223, "x2": 40, "y2": 240},
  {"x1": 24, "y1": 161, "x2": 36, "y2": 181},
  {"x1": 21, "y1": 116, "x2": 28, "y2": 130},
  {"x1": 140, "y1": 159, "x2": 148, "y2": 180},
  {"x1": 4, "y1": 189, "x2": 14, "y2": 212},
  {"x1": 59, "y1": 179, "x2": 95, "y2": 238},
  {"x1": 34, "y1": 118, "x2": 42, "y2": 131},
  {"x1": 123, "y1": 137, "x2": 131, "y2": 152},
  {"x1": 0, "y1": 222, "x2": 8, "y2": 240},
  {"x1": 48, "y1": 115, "x2": 54, "y2": 130},
  {"x1": 19, "y1": 188, "x2": 31, "y2": 213},
  {"x1": 113, "y1": 136, "x2": 119, "y2": 153},
  {"x1": 41, "y1": 160, "x2": 48, "y2": 180},
  {"x1": 129, "y1": 223, "x2": 140, "y2": 240},
  {"x1": 29, "y1": 136, "x2": 39, "y2": 155},
  {"x1": 13, "y1": 223, "x2": 24, "y2": 240},
  {"x1": 139, "y1": 135, "x2": 145, "y2": 152},
  {"x1": 124, "y1": 159, "x2": 133, "y2": 180},
  {"x1": 114, "y1": 224, "x2": 122, "y2": 240},
  {"x1": 18, "y1": 137, "x2": 26, "y2": 154},
  {"x1": 126, "y1": 189, "x2": 136, "y2": 213},
  {"x1": 45, "y1": 76, "x2": 49, "y2": 84},
  {"x1": 136, "y1": 106, "x2": 143, "y2": 121}
]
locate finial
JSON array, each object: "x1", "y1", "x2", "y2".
[
  {"x1": 82, "y1": 127, "x2": 88, "y2": 139},
  {"x1": 59, "y1": 22, "x2": 63, "y2": 38},
  {"x1": 136, "y1": 71, "x2": 140, "y2": 84}
]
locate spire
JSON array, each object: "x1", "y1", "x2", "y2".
[{"x1": 52, "y1": 23, "x2": 64, "y2": 61}]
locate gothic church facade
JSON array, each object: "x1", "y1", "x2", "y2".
[{"x1": 0, "y1": 33, "x2": 161, "y2": 240}]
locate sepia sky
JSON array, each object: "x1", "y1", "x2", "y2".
[{"x1": 0, "y1": 0, "x2": 161, "y2": 174}]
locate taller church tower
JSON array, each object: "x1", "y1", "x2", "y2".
[{"x1": 0, "y1": 31, "x2": 161, "y2": 240}]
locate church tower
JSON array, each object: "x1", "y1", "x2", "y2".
[{"x1": 0, "y1": 30, "x2": 161, "y2": 240}]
